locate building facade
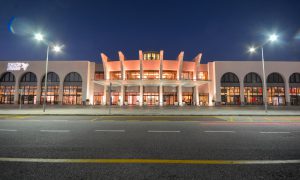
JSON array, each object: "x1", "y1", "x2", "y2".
[{"x1": 0, "y1": 50, "x2": 300, "y2": 106}]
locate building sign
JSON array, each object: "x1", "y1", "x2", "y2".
[{"x1": 7, "y1": 62, "x2": 29, "y2": 71}]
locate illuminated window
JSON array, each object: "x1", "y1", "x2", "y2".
[
  {"x1": 95, "y1": 72, "x2": 104, "y2": 80},
  {"x1": 0, "y1": 72, "x2": 15, "y2": 104},
  {"x1": 267, "y1": 73, "x2": 285, "y2": 106},
  {"x1": 220, "y1": 72, "x2": 240, "y2": 105},
  {"x1": 40, "y1": 72, "x2": 60, "y2": 105},
  {"x1": 110, "y1": 71, "x2": 122, "y2": 80},
  {"x1": 181, "y1": 71, "x2": 193, "y2": 80},
  {"x1": 63, "y1": 72, "x2": 82, "y2": 105},
  {"x1": 162, "y1": 71, "x2": 177, "y2": 80},
  {"x1": 19, "y1": 72, "x2": 37, "y2": 104},
  {"x1": 126, "y1": 70, "x2": 140, "y2": 80},
  {"x1": 143, "y1": 70, "x2": 160, "y2": 80},
  {"x1": 243, "y1": 73, "x2": 263, "y2": 105},
  {"x1": 197, "y1": 71, "x2": 208, "y2": 80},
  {"x1": 94, "y1": 92, "x2": 103, "y2": 105},
  {"x1": 143, "y1": 52, "x2": 160, "y2": 60}
]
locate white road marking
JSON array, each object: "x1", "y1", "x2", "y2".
[
  {"x1": 260, "y1": 132, "x2": 291, "y2": 134},
  {"x1": 204, "y1": 131, "x2": 235, "y2": 133},
  {"x1": 0, "y1": 129, "x2": 17, "y2": 132},
  {"x1": 147, "y1": 130, "x2": 181, "y2": 133},
  {"x1": 95, "y1": 130, "x2": 125, "y2": 132},
  {"x1": 40, "y1": 130, "x2": 70, "y2": 133}
]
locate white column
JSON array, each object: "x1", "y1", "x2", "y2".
[
  {"x1": 120, "y1": 85, "x2": 124, "y2": 106},
  {"x1": 195, "y1": 86, "x2": 199, "y2": 106},
  {"x1": 14, "y1": 80, "x2": 20, "y2": 104},
  {"x1": 285, "y1": 82, "x2": 290, "y2": 106},
  {"x1": 139, "y1": 85, "x2": 143, "y2": 106},
  {"x1": 159, "y1": 85, "x2": 163, "y2": 106},
  {"x1": 240, "y1": 83, "x2": 244, "y2": 106},
  {"x1": 102, "y1": 85, "x2": 107, "y2": 105},
  {"x1": 36, "y1": 80, "x2": 42, "y2": 105},
  {"x1": 178, "y1": 85, "x2": 182, "y2": 106},
  {"x1": 58, "y1": 81, "x2": 64, "y2": 105}
]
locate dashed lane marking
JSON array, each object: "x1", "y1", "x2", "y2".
[
  {"x1": 95, "y1": 130, "x2": 125, "y2": 132},
  {"x1": 260, "y1": 131, "x2": 291, "y2": 134},
  {"x1": 147, "y1": 130, "x2": 181, "y2": 133},
  {"x1": 40, "y1": 130, "x2": 70, "y2": 133},
  {"x1": 0, "y1": 158, "x2": 299, "y2": 164},
  {"x1": 0, "y1": 129, "x2": 17, "y2": 132},
  {"x1": 204, "y1": 131, "x2": 235, "y2": 133}
]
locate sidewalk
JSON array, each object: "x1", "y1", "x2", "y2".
[{"x1": 0, "y1": 105, "x2": 300, "y2": 116}]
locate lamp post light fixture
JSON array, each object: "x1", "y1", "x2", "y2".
[
  {"x1": 248, "y1": 33, "x2": 279, "y2": 113},
  {"x1": 34, "y1": 32, "x2": 63, "y2": 112}
]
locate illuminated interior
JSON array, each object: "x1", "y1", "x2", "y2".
[
  {"x1": 126, "y1": 70, "x2": 140, "y2": 80},
  {"x1": 143, "y1": 52, "x2": 160, "y2": 60},
  {"x1": 19, "y1": 72, "x2": 37, "y2": 104},
  {"x1": 110, "y1": 71, "x2": 122, "y2": 80},
  {"x1": 63, "y1": 72, "x2": 82, "y2": 105},
  {"x1": 162, "y1": 71, "x2": 177, "y2": 80},
  {"x1": 0, "y1": 72, "x2": 15, "y2": 104},
  {"x1": 143, "y1": 70, "x2": 160, "y2": 80}
]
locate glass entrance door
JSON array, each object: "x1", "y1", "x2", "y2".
[
  {"x1": 182, "y1": 92, "x2": 193, "y2": 105},
  {"x1": 199, "y1": 93, "x2": 209, "y2": 106},
  {"x1": 143, "y1": 93, "x2": 159, "y2": 105},
  {"x1": 163, "y1": 93, "x2": 177, "y2": 105},
  {"x1": 125, "y1": 92, "x2": 139, "y2": 105}
]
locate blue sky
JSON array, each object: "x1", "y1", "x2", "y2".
[{"x1": 0, "y1": 0, "x2": 300, "y2": 63}]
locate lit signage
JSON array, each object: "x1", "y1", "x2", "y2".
[{"x1": 7, "y1": 62, "x2": 29, "y2": 71}]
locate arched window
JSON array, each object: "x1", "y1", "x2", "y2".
[
  {"x1": 243, "y1": 72, "x2": 263, "y2": 105},
  {"x1": 289, "y1": 73, "x2": 300, "y2": 83},
  {"x1": 40, "y1": 72, "x2": 60, "y2": 105},
  {"x1": 63, "y1": 72, "x2": 82, "y2": 105},
  {"x1": 42, "y1": 72, "x2": 60, "y2": 83},
  {"x1": 64, "y1": 72, "x2": 82, "y2": 82},
  {"x1": 289, "y1": 73, "x2": 300, "y2": 105},
  {"x1": 0, "y1": 72, "x2": 15, "y2": 82},
  {"x1": 267, "y1": 73, "x2": 284, "y2": 83},
  {"x1": 21, "y1": 72, "x2": 37, "y2": 82},
  {"x1": 19, "y1": 72, "x2": 37, "y2": 104},
  {"x1": 244, "y1": 72, "x2": 262, "y2": 84},
  {"x1": 220, "y1": 72, "x2": 240, "y2": 105},
  {"x1": 267, "y1": 73, "x2": 285, "y2": 106},
  {"x1": 221, "y1": 72, "x2": 239, "y2": 83},
  {"x1": 0, "y1": 72, "x2": 15, "y2": 104}
]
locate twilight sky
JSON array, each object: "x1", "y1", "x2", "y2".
[{"x1": 0, "y1": 0, "x2": 300, "y2": 63}]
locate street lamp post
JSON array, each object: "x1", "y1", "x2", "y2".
[
  {"x1": 248, "y1": 34, "x2": 278, "y2": 113},
  {"x1": 34, "y1": 33, "x2": 62, "y2": 112},
  {"x1": 261, "y1": 46, "x2": 268, "y2": 112},
  {"x1": 43, "y1": 45, "x2": 50, "y2": 112}
]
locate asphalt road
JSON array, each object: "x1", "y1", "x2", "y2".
[{"x1": 0, "y1": 115, "x2": 300, "y2": 179}]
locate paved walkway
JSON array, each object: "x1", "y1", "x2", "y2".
[{"x1": 0, "y1": 105, "x2": 299, "y2": 116}]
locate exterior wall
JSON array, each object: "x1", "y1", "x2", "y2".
[
  {"x1": 163, "y1": 60, "x2": 178, "y2": 70},
  {"x1": 123, "y1": 60, "x2": 140, "y2": 70},
  {"x1": 0, "y1": 61, "x2": 94, "y2": 105},
  {"x1": 214, "y1": 61, "x2": 300, "y2": 105},
  {"x1": 182, "y1": 62, "x2": 194, "y2": 72},
  {"x1": 1, "y1": 55, "x2": 299, "y2": 107},
  {"x1": 142, "y1": 60, "x2": 160, "y2": 70}
]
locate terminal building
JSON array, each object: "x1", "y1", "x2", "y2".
[{"x1": 0, "y1": 50, "x2": 299, "y2": 106}]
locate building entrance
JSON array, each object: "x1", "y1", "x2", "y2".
[
  {"x1": 125, "y1": 86, "x2": 140, "y2": 105},
  {"x1": 143, "y1": 86, "x2": 159, "y2": 106}
]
